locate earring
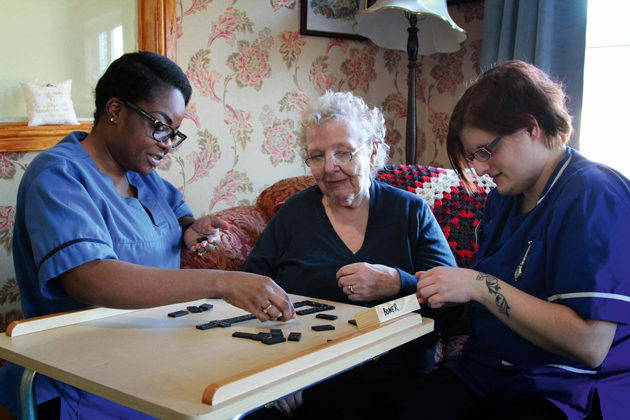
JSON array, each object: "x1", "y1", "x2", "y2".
[{"x1": 110, "y1": 118, "x2": 114, "y2": 122}]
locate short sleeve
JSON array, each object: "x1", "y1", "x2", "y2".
[
  {"x1": 546, "y1": 189, "x2": 630, "y2": 325},
  {"x1": 25, "y1": 164, "x2": 118, "y2": 299}
]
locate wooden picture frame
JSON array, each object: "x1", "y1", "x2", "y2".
[
  {"x1": 299, "y1": 0, "x2": 478, "y2": 41},
  {"x1": 300, "y1": 0, "x2": 371, "y2": 41}
]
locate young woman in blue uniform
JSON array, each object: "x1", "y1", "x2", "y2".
[
  {"x1": 397, "y1": 60, "x2": 630, "y2": 419},
  {"x1": 0, "y1": 52, "x2": 294, "y2": 420}
]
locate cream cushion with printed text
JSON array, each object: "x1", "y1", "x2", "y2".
[{"x1": 20, "y1": 80, "x2": 79, "y2": 126}]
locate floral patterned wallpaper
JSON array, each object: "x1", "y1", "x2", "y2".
[{"x1": 0, "y1": 0, "x2": 484, "y2": 330}]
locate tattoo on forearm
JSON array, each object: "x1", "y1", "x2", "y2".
[{"x1": 476, "y1": 273, "x2": 511, "y2": 318}]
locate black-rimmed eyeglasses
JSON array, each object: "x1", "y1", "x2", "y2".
[
  {"x1": 124, "y1": 101, "x2": 187, "y2": 148},
  {"x1": 304, "y1": 140, "x2": 372, "y2": 169},
  {"x1": 465, "y1": 134, "x2": 504, "y2": 163}
]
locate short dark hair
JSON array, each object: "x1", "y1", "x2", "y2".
[
  {"x1": 93, "y1": 51, "x2": 192, "y2": 125},
  {"x1": 447, "y1": 60, "x2": 573, "y2": 188}
]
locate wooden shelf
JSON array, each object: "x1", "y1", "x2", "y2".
[{"x1": 0, "y1": 121, "x2": 92, "y2": 152}]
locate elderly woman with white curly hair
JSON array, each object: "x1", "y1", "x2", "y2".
[{"x1": 241, "y1": 91, "x2": 458, "y2": 420}]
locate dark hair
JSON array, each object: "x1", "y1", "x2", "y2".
[
  {"x1": 93, "y1": 51, "x2": 192, "y2": 125},
  {"x1": 447, "y1": 60, "x2": 573, "y2": 189}
]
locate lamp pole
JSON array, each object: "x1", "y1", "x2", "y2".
[
  {"x1": 405, "y1": 12, "x2": 419, "y2": 166},
  {"x1": 353, "y1": 1, "x2": 466, "y2": 165}
]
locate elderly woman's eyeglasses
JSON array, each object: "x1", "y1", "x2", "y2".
[
  {"x1": 124, "y1": 102, "x2": 187, "y2": 148},
  {"x1": 465, "y1": 134, "x2": 504, "y2": 163},
  {"x1": 304, "y1": 140, "x2": 372, "y2": 169}
]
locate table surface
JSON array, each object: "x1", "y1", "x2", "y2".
[{"x1": 0, "y1": 295, "x2": 433, "y2": 420}]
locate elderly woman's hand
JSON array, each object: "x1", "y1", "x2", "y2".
[
  {"x1": 337, "y1": 263, "x2": 401, "y2": 301},
  {"x1": 183, "y1": 215, "x2": 230, "y2": 254}
]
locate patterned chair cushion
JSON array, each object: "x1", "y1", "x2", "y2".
[
  {"x1": 0, "y1": 280, "x2": 21, "y2": 333},
  {"x1": 434, "y1": 337, "x2": 446, "y2": 364},
  {"x1": 444, "y1": 335, "x2": 470, "y2": 359},
  {"x1": 256, "y1": 175, "x2": 316, "y2": 219},
  {"x1": 180, "y1": 206, "x2": 268, "y2": 271}
]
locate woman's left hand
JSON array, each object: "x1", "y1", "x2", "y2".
[
  {"x1": 183, "y1": 215, "x2": 230, "y2": 254},
  {"x1": 337, "y1": 263, "x2": 401, "y2": 301}
]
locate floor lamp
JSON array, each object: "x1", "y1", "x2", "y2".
[{"x1": 353, "y1": 0, "x2": 467, "y2": 165}]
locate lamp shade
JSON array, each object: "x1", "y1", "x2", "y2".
[{"x1": 353, "y1": 0, "x2": 467, "y2": 54}]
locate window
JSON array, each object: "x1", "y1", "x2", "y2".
[
  {"x1": 0, "y1": 0, "x2": 135, "y2": 121},
  {"x1": 98, "y1": 25, "x2": 124, "y2": 75},
  {"x1": 580, "y1": 0, "x2": 630, "y2": 177}
]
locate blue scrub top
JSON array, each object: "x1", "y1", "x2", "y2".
[
  {"x1": 1, "y1": 131, "x2": 193, "y2": 419},
  {"x1": 442, "y1": 149, "x2": 630, "y2": 420}
]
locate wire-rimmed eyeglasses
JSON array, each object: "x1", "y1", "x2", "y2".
[
  {"x1": 465, "y1": 134, "x2": 504, "y2": 163},
  {"x1": 304, "y1": 140, "x2": 372, "y2": 169},
  {"x1": 124, "y1": 102, "x2": 187, "y2": 148}
]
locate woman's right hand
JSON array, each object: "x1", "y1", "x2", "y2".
[
  {"x1": 218, "y1": 272, "x2": 296, "y2": 322},
  {"x1": 416, "y1": 266, "x2": 482, "y2": 308}
]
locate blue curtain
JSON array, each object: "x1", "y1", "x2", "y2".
[{"x1": 480, "y1": 0, "x2": 588, "y2": 149}]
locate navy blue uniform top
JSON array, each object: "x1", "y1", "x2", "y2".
[
  {"x1": 442, "y1": 149, "x2": 630, "y2": 419},
  {"x1": 241, "y1": 180, "x2": 459, "y2": 332}
]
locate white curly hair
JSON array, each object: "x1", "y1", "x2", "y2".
[{"x1": 299, "y1": 91, "x2": 390, "y2": 177}]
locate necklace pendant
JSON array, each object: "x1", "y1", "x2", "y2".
[{"x1": 515, "y1": 240, "x2": 533, "y2": 282}]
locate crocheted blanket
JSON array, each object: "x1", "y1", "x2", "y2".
[{"x1": 376, "y1": 165, "x2": 496, "y2": 268}]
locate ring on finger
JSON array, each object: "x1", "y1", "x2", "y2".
[
  {"x1": 262, "y1": 303, "x2": 273, "y2": 314},
  {"x1": 348, "y1": 284, "x2": 354, "y2": 294}
]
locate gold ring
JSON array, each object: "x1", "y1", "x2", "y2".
[
  {"x1": 348, "y1": 285, "x2": 354, "y2": 294},
  {"x1": 262, "y1": 304, "x2": 273, "y2": 314}
]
